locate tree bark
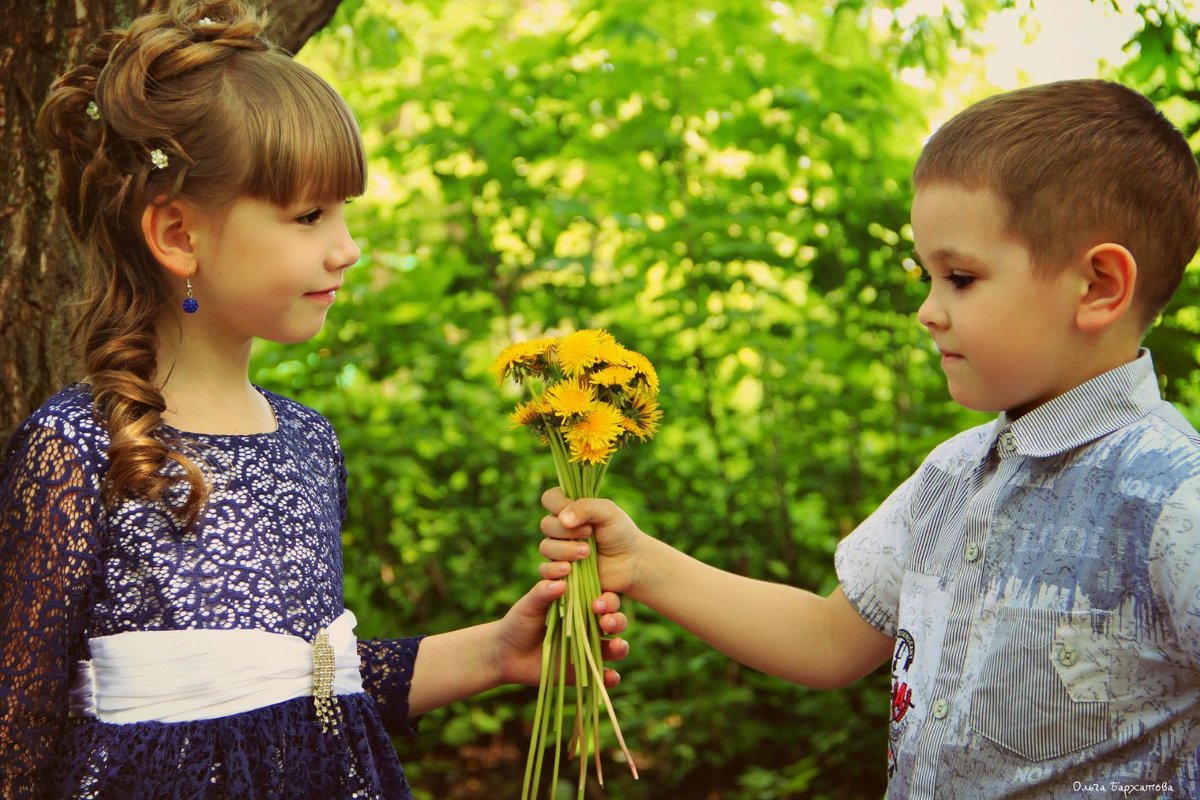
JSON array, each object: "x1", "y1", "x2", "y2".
[{"x1": 0, "y1": 0, "x2": 344, "y2": 442}]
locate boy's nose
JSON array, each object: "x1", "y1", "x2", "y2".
[{"x1": 917, "y1": 292, "x2": 947, "y2": 330}]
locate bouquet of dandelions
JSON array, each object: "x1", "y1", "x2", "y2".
[{"x1": 493, "y1": 329, "x2": 662, "y2": 799}]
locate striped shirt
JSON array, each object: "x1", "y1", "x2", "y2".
[{"x1": 836, "y1": 350, "x2": 1200, "y2": 799}]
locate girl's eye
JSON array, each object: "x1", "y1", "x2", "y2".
[
  {"x1": 297, "y1": 208, "x2": 324, "y2": 225},
  {"x1": 946, "y1": 273, "x2": 975, "y2": 289}
]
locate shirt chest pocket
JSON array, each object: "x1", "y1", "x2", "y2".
[{"x1": 969, "y1": 606, "x2": 1114, "y2": 762}]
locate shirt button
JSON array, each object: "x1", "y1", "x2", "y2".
[
  {"x1": 932, "y1": 699, "x2": 950, "y2": 719},
  {"x1": 964, "y1": 542, "x2": 981, "y2": 562},
  {"x1": 1058, "y1": 645, "x2": 1079, "y2": 667},
  {"x1": 998, "y1": 431, "x2": 1017, "y2": 455}
]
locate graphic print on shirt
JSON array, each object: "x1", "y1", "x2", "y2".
[{"x1": 888, "y1": 629, "x2": 917, "y2": 777}]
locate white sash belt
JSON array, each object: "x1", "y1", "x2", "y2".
[{"x1": 69, "y1": 610, "x2": 364, "y2": 724}]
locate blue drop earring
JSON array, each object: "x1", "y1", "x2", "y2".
[{"x1": 182, "y1": 278, "x2": 199, "y2": 314}]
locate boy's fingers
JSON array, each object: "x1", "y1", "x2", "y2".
[
  {"x1": 540, "y1": 514, "x2": 593, "y2": 541},
  {"x1": 542, "y1": 492, "x2": 619, "y2": 530},
  {"x1": 540, "y1": 487, "x2": 568, "y2": 513},
  {"x1": 537, "y1": 560, "x2": 572, "y2": 579},
  {"x1": 539, "y1": 538, "x2": 590, "y2": 562}
]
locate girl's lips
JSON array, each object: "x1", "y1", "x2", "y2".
[{"x1": 304, "y1": 289, "x2": 338, "y2": 303}]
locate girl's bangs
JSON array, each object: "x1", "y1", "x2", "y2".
[{"x1": 231, "y1": 54, "x2": 366, "y2": 206}]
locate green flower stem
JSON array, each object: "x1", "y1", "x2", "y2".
[
  {"x1": 522, "y1": 608, "x2": 559, "y2": 799},
  {"x1": 521, "y1": 429, "x2": 636, "y2": 799}
]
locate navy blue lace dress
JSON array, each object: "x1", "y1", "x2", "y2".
[{"x1": 0, "y1": 384, "x2": 424, "y2": 799}]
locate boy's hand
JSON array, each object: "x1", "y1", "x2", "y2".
[
  {"x1": 538, "y1": 488, "x2": 646, "y2": 597},
  {"x1": 494, "y1": 579, "x2": 629, "y2": 688}
]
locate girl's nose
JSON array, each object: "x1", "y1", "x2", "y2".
[{"x1": 332, "y1": 225, "x2": 361, "y2": 272}]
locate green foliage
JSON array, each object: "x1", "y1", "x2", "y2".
[
  {"x1": 250, "y1": 0, "x2": 1200, "y2": 796},
  {"x1": 1120, "y1": 1, "x2": 1200, "y2": 427}
]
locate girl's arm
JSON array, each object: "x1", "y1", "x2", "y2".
[
  {"x1": 356, "y1": 581, "x2": 627, "y2": 726},
  {"x1": 0, "y1": 418, "x2": 104, "y2": 798},
  {"x1": 405, "y1": 580, "x2": 627, "y2": 717},
  {"x1": 538, "y1": 490, "x2": 893, "y2": 689}
]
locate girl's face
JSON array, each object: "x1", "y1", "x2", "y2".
[{"x1": 188, "y1": 195, "x2": 360, "y2": 345}]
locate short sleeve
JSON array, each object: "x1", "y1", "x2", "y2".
[
  {"x1": 1148, "y1": 472, "x2": 1200, "y2": 668},
  {"x1": 357, "y1": 636, "x2": 426, "y2": 735},
  {"x1": 0, "y1": 417, "x2": 104, "y2": 797},
  {"x1": 834, "y1": 473, "x2": 915, "y2": 638}
]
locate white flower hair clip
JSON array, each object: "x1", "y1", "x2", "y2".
[
  {"x1": 86, "y1": 101, "x2": 101, "y2": 121},
  {"x1": 150, "y1": 148, "x2": 169, "y2": 170},
  {"x1": 198, "y1": 17, "x2": 214, "y2": 25}
]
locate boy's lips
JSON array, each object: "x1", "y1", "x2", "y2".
[{"x1": 936, "y1": 345, "x2": 963, "y2": 362}]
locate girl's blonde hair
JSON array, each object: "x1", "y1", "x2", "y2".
[{"x1": 36, "y1": 0, "x2": 365, "y2": 527}]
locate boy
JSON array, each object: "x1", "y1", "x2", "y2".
[{"x1": 538, "y1": 80, "x2": 1200, "y2": 798}]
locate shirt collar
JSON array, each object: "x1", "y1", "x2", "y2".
[{"x1": 982, "y1": 348, "x2": 1161, "y2": 461}]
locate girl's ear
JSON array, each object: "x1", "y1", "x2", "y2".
[
  {"x1": 140, "y1": 200, "x2": 197, "y2": 279},
  {"x1": 1075, "y1": 242, "x2": 1136, "y2": 333}
]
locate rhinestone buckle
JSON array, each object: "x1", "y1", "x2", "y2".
[{"x1": 313, "y1": 630, "x2": 340, "y2": 735}]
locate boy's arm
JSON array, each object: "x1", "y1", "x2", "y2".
[{"x1": 540, "y1": 490, "x2": 893, "y2": 689}]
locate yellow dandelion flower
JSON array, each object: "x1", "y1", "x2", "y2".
[
  {"x1": 543, "y1": 380, "x2": 595, "y2": 418},
  {"x1": 624, "y1": 394, "x2": 662, "y2": 439},
  {"x1": 565, "y1": 402, "x2": 625, "y2": 450},
  {"x1": 595, "y1": 339, "x2": 633, "y2": 368},
  {"x1": 568, "y1": 438, "x2": 617, "y2": 464},
  {"x1": 623, "y1": 349, "x2": 660, "y2": 395},
  {"x1": 509, "y1": 398, "x2": 549, "y2": 428},
  {"x1": 556, "y1": 329, "x2": 617, "y2": 376},
  {"x1": 491, "y1": 336, "x2": 557, "y2": 383},
  {"x1": 589, "y1": 364, "x2": 636, "y2": 387}
]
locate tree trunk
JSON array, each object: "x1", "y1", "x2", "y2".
[{"x1": 0, "y1": 0, "x2": 344, "y2": 443}]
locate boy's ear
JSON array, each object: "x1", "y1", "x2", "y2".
[
  {"x1": 140, "y1": 199, "x2": 197, "y2": 279},
  {"x1": 1075, "y1": 242, "x2": 1136, "y2": 333}
]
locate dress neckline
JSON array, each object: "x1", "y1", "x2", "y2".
[{"x1": 156, "y1": 386, "x2": 282, "y2": 439}]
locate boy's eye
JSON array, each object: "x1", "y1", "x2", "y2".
[
  {"x1": 946, "y1": 272, "x2": 975, "y2": 289},
  {"x1": 296, "y1": 208, "x2": 324, "y2": 225}
]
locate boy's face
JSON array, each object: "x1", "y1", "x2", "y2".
[{"x1": 911, "y1": 184, "x2": 1083, "y2": 417}]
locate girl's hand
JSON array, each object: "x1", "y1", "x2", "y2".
[
  {"x1": 537, "y1": 488, "x2": 646, "y2": 597},
  {"x1": 494, "y1": 579, "x2": 629, "y2": 687}
]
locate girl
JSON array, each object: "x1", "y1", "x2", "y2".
[{"x1": 0, "y1": 2, "x2": 627, "y2": 797}]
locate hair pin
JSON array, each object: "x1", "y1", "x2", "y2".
[
  {"x1": 150, "y1": 149, "x2": 169, "y2": 170},
  {"x1": 198, "y1": 17, "x2": 214, "y2": 25},
  {"x1": 86, "y1": 101, "x2": 101, "y2": 121}
]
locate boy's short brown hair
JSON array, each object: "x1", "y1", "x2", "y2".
[{"x1": 913, "y1": 79, "x2": 1200, "y2": 328}]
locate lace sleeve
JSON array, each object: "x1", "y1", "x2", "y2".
[
  {"x1": 0, "y1": 417, "x2": 104, "y2": 798},
  {"x1": 357, "y1": 636, "x2": 425, "y2": 735}
]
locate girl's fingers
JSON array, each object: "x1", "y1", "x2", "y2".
[
  {"x1": 599, "y1": 636, "x2": 629, "y2": 663},
  {"x1": 593, "y1": 591, "x2": 621, "y2": 614},
  {"x1": 599, "y1": 612, "x2": 627, "y2": 635}
]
